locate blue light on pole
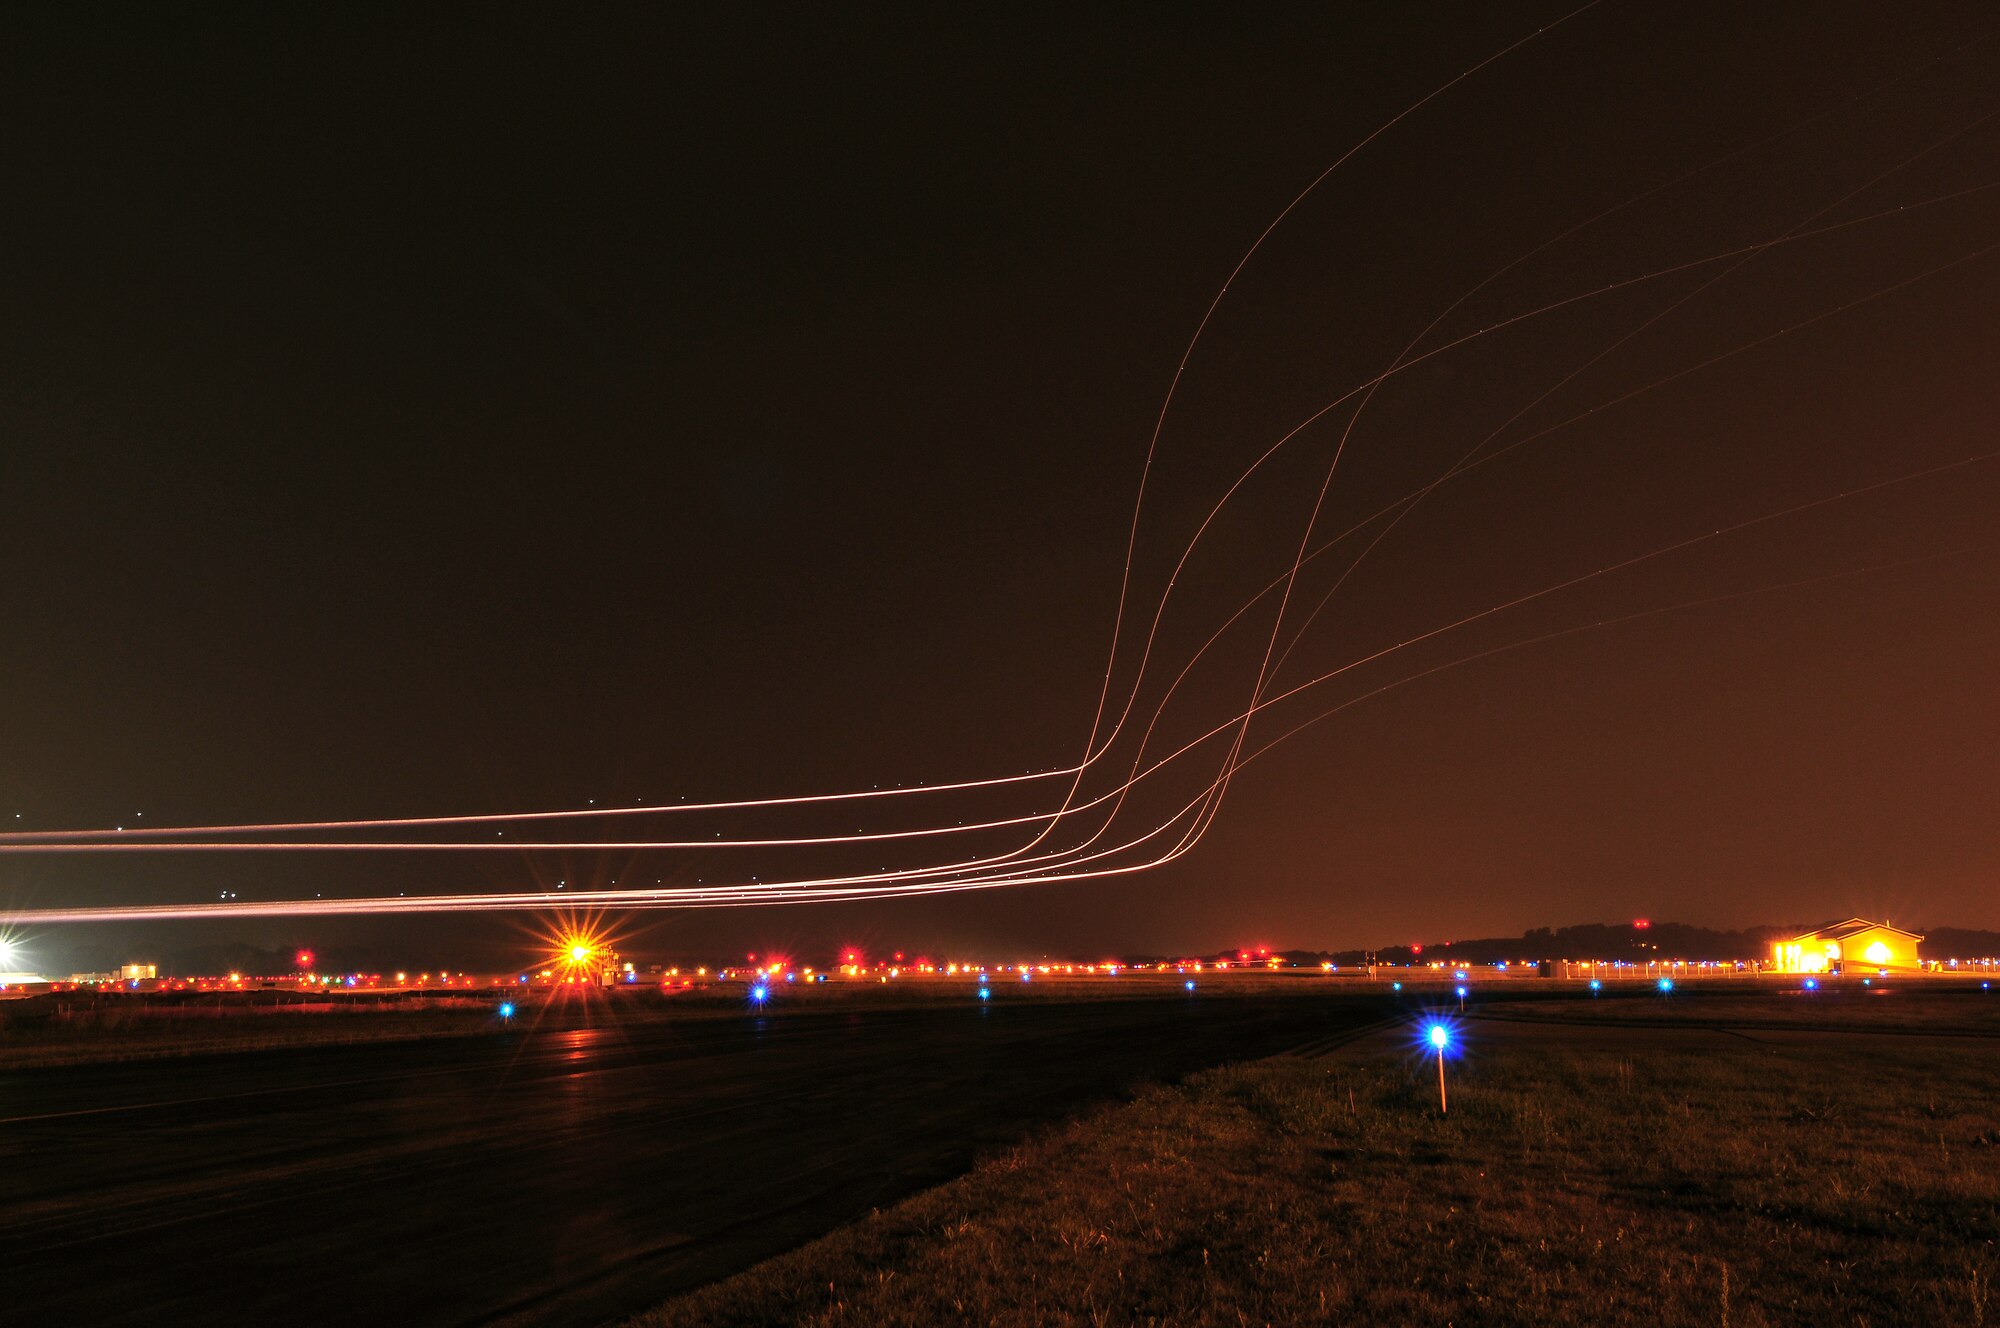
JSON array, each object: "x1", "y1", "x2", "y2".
[
  {"x1": 1185, "y1": 980, "x2": 1196, "y2": 991},
  {"x1": 1425, "y1": 1021, "x2": 1452, "y2": 1114},
  {"x1": 498, "y1": 1002, "x2": 515, "y2": 1019},
  {"x1": 977, "y1": 986, "x2": 989, "y2": 1000},
  {"x1": 751, "y1": 984, "x2": 768, "y2": 1004},
  {"x1": 1804, "y1": 978, "x2": 1818, "y2": 991},
  {"x1": 1657, "y1": 977, "x2": 1674, "y2": 993},
  {"x1": 1589, "y1": 979, "x2": 1602, "y2": 993}
]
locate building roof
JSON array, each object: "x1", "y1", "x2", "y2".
[{"x1": 1788, "y1": 917, "x2": 1925, "y2": 943}]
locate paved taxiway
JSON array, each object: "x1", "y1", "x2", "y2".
[{"x1": 0, "y1": 991, "x2": 1385, "y2": 1325}]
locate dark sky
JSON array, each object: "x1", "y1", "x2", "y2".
[{"x1": 4, "y1": 3, "x2": 1997, "y2": 971}]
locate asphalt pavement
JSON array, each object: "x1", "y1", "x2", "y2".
[{"x1": 0, "y1": 990, "x2": 1381, "y2": 1326}]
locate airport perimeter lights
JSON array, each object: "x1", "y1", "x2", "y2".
[{"x1": 1427, "y1": 1022, "x2": 1451, "y2": 1114}]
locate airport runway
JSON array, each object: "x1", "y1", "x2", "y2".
[{"x1": 0, "y1": 991, "x2": 1380, "y2": 1326}]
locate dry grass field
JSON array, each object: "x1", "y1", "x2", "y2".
[{"x1": 633, "y1": 993, "x2": 2000, "y2": 1328}]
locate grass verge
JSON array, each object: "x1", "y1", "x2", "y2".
[{"x1": 630, "y1": 1021, "x2": 2000, "y2": 1327}]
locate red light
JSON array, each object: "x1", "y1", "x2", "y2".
[
  {"x1": 295, "y1": 949, "x2": 314, "y2": 969},
  {"x1": 1633, "y1": 919, "x2": 1651, "y2": 930},
  {"x1": 1411, "y1": 944, "x2": 1423, "y2": 955}
]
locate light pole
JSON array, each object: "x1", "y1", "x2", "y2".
[{"x1": 1428, "y1": 1022, "x2": 1451, "y2": 1114}]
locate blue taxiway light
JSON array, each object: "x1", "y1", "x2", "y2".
[
  {"x1": 977, "y1": 987, "x2": 990, "y2": 1000},
  {"x1": 1391, "y1": 982, "x2": 1402, "y2": 991},
  {"x1": 1658, "y1": 977, "x2": 1674, "y2": 993},
  {"x1": 1185, "y1": 980, "x2": 1196, "y2": 991},
  {"x1": 1455, "y1": 985, "x2": 1467, "y2": 999},
  {"x1": 751, "y1": 985, "x2": 768, "y2": 1002},
  {"x1": 1589, "y1": 979, "x2": 1602, "y2": 992},
  {"x1": 1804, "y1": 978, "x2": 1818, "y2": 991},
  {"x1": 1427, "y1": 1023, "x2": 1450, "y2": 1050},
  {"x1": 498, "y1": 1002, "x2": 515, "y2": 1019}
]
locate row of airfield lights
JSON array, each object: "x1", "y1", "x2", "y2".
[
  {"x1": 23, "y1": 962, "x2": 1982, "y2": 996},
  {"x1": 20, "y1": 934, "x2": 1990, "y2": 998}
]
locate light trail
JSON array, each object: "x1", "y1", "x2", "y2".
[
  {"x1": 4, "y1": 181, "x2": 1985, "y2": 854},
  {"x1": 6, "y1": 441, "x2": 1991, "y2": 924},
  {"x1": 9, "y1": 542, "x2": 1970, "y2": 924},
  {"x1": 1258, "y1": 123, "x2": 2000, "y2": 697},
  {"x1": 7, "y1": 339, "x2": 1992, "y2": 869},
  {"x1": 1039, "y1": 0, "x2": 1608, "y2": 869},
  {"x1": 0, "y1": 5, "x2": 1608, "y2": 863},
  {"x1": 7, "y1": 10, "x2": 1994, "y2": 924},
  {"x1": 5, "y1": 250, "x2": 1995, "y2": 947}
]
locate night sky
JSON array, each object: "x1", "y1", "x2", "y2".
[{"x1": 5, "y1": 3, "x2": 1997, "y2": 972}]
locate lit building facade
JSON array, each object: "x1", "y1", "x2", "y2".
[{"x1": 1772, "y1": 918, "x2": 1923, "y2": 974}]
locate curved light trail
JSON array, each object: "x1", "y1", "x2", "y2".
[{"x1": 4, "y1": 9, "x2": 1995, "y2": 926}]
